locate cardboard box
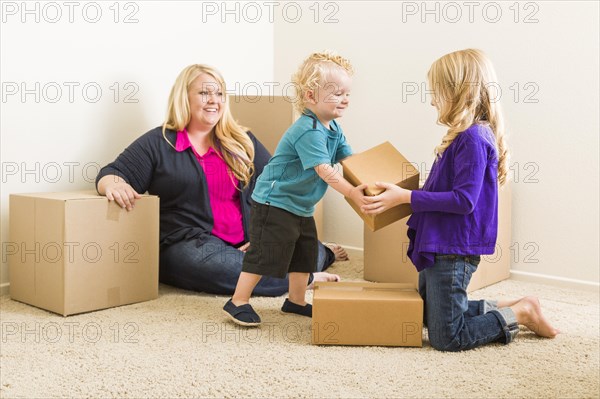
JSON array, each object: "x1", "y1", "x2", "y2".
[
  {"x1": 8, "y1": 191, "x2": 159, "y2": 316},
  {"x1": 229, "y1": 95, "x2": 297, "y2": 155},
  {"x1": 364, "y1": 183, "x2": 512, "y2": 292},
  {"x1": 229, "y1": 96, "x2": 324, "y2": 237},
  {"x1": 363, "y1": 216, "x2": 419, "y2": 287},
  {"x1": 341, "y1": 142, "x2": 419, "y2": 231},
  {"x1": 312, "y1": 282, "x2": 423, "y2": 347}
]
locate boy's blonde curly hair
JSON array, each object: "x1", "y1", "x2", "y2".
[{"x1": 291, "y1": 51, "x2": 354, "y2": 115}]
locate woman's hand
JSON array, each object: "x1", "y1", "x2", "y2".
[
  {"x1": 237, "y1": 242, "x2": 250, "y2": 252},
  {"x1": 98, "y1": 175, "x2": 141, "y2": 211},
  {"x1": 361, "y1": 182, "x2": 411, "y2": 215}
]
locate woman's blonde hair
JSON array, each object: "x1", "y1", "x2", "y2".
[
  {"x1": 291, "y1": 51, "x2": 354, "y2": 115},
  {"x1": 162, "y1": 64, "x2": 255, "y2": 187},
  {"x1": 428, "y1": 49, "x2": 509, "y2": 186}
]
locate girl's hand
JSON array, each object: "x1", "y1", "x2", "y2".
[
  {"x1": 104, "y1": 180, "x2": 141, "y2": 211},
  {"x1": 361, "y1": 182, "x2": 411, "y2": 215},
  {"x1": 348, "y1": 183, "x2": 369, "y2": 211}
]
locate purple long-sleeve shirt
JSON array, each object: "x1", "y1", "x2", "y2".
[{"x1": 407, "y1": 124, "x2": 499, "y2": 271}]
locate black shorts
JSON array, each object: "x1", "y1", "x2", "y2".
[{"x1": 242, "y1": 202, "x2": 318, "y2": 279}]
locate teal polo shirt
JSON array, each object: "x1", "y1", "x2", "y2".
[{"x1": 251, "y1": 110, "x2": 353, "y2": 217}]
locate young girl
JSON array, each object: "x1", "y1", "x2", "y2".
[
  {"x1": 363, "y1": 49, "x2": 559, "y2": 351},
  {"x1": 223, "y1": 52, "x2": 368, "y2": 326}
]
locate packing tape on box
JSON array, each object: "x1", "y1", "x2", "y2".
[
  {"x1": 106, "y1": 201, "x2": 121, "y2": 221},
  {"x1": 314, "y1": 282, "x2": 416, "y2": 292},
  {"x1": 316, "y1": 286, "x2": 417, "y2": 293}
]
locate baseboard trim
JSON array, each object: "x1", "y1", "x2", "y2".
[
  {"x1": 0, "y1": 282, "x2": 9, "y2": 296},
  {"x1": 2, "y1": 254, "x2": 597, "y2": 295},
  {"x1": 337, "y1": 245, "x2": 599, "y2": 291},
  {"x1": 339, "y1": 245, "x2": 363, "y2": 259},
  {"x1": 510, "y1": 270, "x2": 599, "y2": 291}
]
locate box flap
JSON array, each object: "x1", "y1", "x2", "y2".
[
  {"x1": 315, "y1": 281, "x2": 415, "y2": 290},
  {"x1": 11, "y1": 190, "x2": 155, "y2": 201},
  {"x1": 8, "y1": 195, "x2": 66, "y2": 314},
  {"x1": 8, "y1": 195, "x2": 37, "y2": 303},
  {"x1": 63, "y1": 195, "x2": 159, "y2": 315},
  {"x1": 314, "y1": 281, "x2": 420, "y2": 301},
  {"x1": 11, "y1": 190, "x2": 103, "y2": 201}
]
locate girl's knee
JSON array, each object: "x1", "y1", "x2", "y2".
[
  {"x1": 429, "y1": 338, "x2": 463, "y2": 352},
  {"x1": 428, "y1": 328, "x2": 463, "y2": 352}
]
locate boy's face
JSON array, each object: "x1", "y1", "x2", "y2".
[{"x1": 308, "y1": 68, "x2": 352, "y2": 123}]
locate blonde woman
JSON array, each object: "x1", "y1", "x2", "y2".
[
  {"x1": 363, "y1": 49, "x2": 558, "y2": 351},
  {"x1": 96, "y1": 64, "x2": 341, "y2": 296}
]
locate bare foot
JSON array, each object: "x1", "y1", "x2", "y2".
[
  {"x1": 308, "y1": 272, "x2": 341, "y2": 290},
  {"x1": 510, "y1": 296, "x2": 559, "y2": 338},
  {"x1": 325, "y1": 243, "x2": 349, "y2": 261}
]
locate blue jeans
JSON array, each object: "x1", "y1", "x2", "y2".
[
  {"x1": 159, "y1": 235, "x2": 334, "y2": 296},
  {"x1": 419, "y1": 254, "x2": 519, "y2": 351}
]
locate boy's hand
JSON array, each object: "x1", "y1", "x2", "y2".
[
  {"x1": 347, "y1": 183, "x2": 369, "y2": 210},
  {"x1": 313, "y1": 164, "x2": 370, "y2": 213},
  {"x1": 361, "y1": 182, "x2": 411, "y2": 215}
]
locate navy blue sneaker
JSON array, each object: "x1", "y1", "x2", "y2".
[
  {"x1": 223, "y1": 299, "x2": 261, "y2": 327},
  {"x1": 281, "y1": 298, "x2": 312, "y2": 317}
]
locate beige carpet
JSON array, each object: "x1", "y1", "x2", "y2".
[{"x1": 1, "y1": 254, "x2": 599, "y2": 399}]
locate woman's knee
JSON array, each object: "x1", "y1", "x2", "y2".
[{"x1": 159, "y1": 239, "x2": 245, "y2": 293}]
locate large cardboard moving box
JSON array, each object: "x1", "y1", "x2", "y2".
[
  {"x1": 8, "y1": 191, "x2": 159, "y2": 316},
  {"x1": 364, "y1": 183, "x2": 512, "y2": 292},
  {"x1": 312, "y1": 282, "x2": 423, "y2": 347},
  {"x1": 230, "y1": 96, "x2": 324, "y2": 237},
  {"x1": 341, "y1": 142, "x2": 419, "y2": 231},
  {"x1": 229, "y1": 95, "x2": 296, "y2": 155}
]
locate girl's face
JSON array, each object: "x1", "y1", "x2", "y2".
[
  {"x1": 430, "y1": 88, "x2": 446, "y2": 114},
  {"x1": 187, "y1": 73, "x2": 225, "y2": 131},
  {"x1": 307, "y1": 68, "x2": 352, "y2": 125},
  {"x1": 429, "y1": 80, "x2": 441, "y2": 110}
]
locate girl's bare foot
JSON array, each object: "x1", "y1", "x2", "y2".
[
  {"x1": 325, "y1": 243, "x2": 349, "y2": 261},
  {"x1": 497, "y1": 298, "x2": 521, "y2": 308},
  {"x1": 510, "y1": 296, "x2": 559, "y2": 338},
  {"x1": 308, "y1": 272, "x2": 341, "y2": 290}
]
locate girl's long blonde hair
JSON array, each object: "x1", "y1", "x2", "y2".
[
  {"x1": 291, "y1": 51, "x2": 354, "y2": 115},
  {"x1": 162, "y1": 64, "x2": 255, "y2": 187},
  {"x1": 428, "y1": 49, "x2": 509, "y2": 186}
]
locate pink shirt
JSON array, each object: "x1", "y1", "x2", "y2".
[{"x1": 175, "y1": 129, "x2": 245, "y2": 245}]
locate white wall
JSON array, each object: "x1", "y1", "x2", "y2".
[
  {"x1": 0, "y1": 1, "x2": 274, "y2": 292},
  {"x1": 274, "y1": 1, "x2": 599, "y2": 286}
]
